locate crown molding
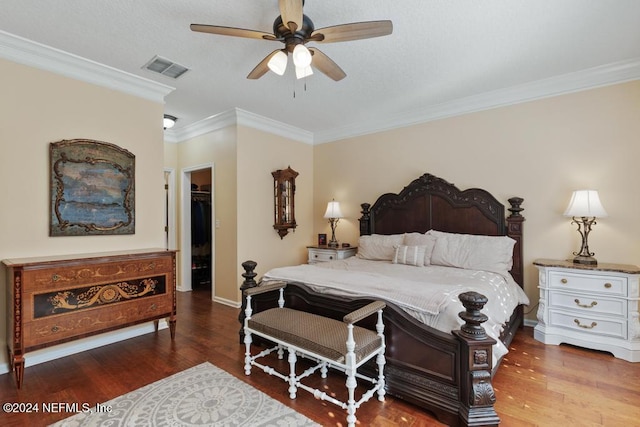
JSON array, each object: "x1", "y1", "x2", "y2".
[
  {"x1": 0, "y1": 30, "x2": 174, "y2": 103},
  {"x1": 4, "y1": 28, "x2": 636, "y2": 145},
  {"x1": 313, "y1": 58, "x2": 640, "y2": 144},
  {"x1": 165, "y1": 108, "x2": 314, "y2": 144},
  {"x1": 235, "y1": 108, "x2": 314, "y2": 144}
]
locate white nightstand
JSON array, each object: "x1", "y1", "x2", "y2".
[
  {"x1": 533, "y1": 258, "x2": 640, "y2": 362},
  {"x1": 307, "y1": 246, "x2": 357, "y2": 264}
]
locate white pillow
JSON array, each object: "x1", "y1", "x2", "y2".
[
  {"x1": 357, "y1": 234, "x2": 405, "y2": 261},
  {"x1": 428, "y1": 230, "x2": 515, "y2": 273},
  {"x1": 393, "y1": 245, "x2": 428, "y2": 267},
  {"x1": 403, "y1": 232, "x2": 436, "y2": 266}
]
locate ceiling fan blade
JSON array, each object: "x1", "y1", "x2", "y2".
[
  {"x1": 247, "y1": 50, "x2": 282, "y2": 79},
  {"x1": 279, "y1": 0, "x2": 303, "y2": 32},
  {"x1": 190, "y1": 24, "x2": 277, "y2": 41},
  {"x1": 310, "y1": 20, "x2": 393, "y2": 43},
  {"x1": 309, "y1": 48, "x2": 346, "y2": 81}
]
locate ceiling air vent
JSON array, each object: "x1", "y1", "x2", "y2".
[{"x1": 143, "y1": 55, "x2": 189, "y2": 79}]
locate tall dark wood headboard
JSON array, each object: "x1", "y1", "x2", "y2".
[{"x1": 359, "y1": 173, "x2": 525, "y2": 287}]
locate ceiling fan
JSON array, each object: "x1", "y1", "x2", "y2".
[{"x1": 190, "y1": 0, "x2": 393, "y2": 81}]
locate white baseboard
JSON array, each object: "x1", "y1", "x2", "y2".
[
  {"x1": 213, "y1": 295, "x2": 241, "y2": 308},
  {"x1": 0, "y1": 320, "x2": 168, "y2": 376}
]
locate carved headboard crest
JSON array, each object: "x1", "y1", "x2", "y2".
[{"x1": 358, "y1": 173, "x2": 525, "y2": 287}]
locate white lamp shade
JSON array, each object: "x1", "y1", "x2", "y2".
[
  {"x1": 292, "y1": 44, "x2": 312, "y2": 67},
  {"x1": 267, "y1": 50, "x2": 288, "y2": 75},
  {"x1": 564, "y1": 190, "x2": 608, "y2": 218},
  {"x1": 295, "y1": 65, "x2": 313, "y2": 79},
  {"x1": 324, "y1": 201, "x2": 343, "y2": 219}
]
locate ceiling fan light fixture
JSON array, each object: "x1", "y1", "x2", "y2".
[
  {"x1": 267, "y1": 50, "x2": 288, "y2": 75},
  {"x1": 295, "y1": 65, "x2": 313, "y2": 79},
  {"x1": 292, "y1": 44, "x2": 312, "y2": 68}
]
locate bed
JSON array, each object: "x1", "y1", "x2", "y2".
[{"x1": 239, "y1": 173, "x2": 527, "y2": 427}]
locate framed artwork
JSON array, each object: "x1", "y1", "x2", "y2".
[
  {"x1": 50, "y1": 139, "x2": 135, "y2": 236},
  {"x1": 318, "y1": 233, "x2": 327, "y2": 246}
]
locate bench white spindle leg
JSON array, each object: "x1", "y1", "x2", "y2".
[
  {"x1": 376, "y1": 308, "x2": 386, "y2": 401},
  {"x1": 277, "y1": 344, "x2": 284, "y2": 360},
  {"x1": 243, "y1": 295, "x2": 253, "y2": 375},
  {"x1": 277, "y1": 287, "x2": 285, "y2": 308},
  {"x1": 288, "y1": 347, "x2": 298, "y2": 399},
  {"x1": 345, "y1": 323, "x2": 357, "y2": 427}
]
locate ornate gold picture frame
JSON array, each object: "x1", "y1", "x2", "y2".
[{"x1": 50, "y1": 139, "x2": 135, "y2": 236}]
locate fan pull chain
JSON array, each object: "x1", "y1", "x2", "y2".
[{"x1": 291, "y1": 77, "x2": 309, "y2": 99}]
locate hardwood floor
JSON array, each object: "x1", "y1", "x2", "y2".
[{"x1": 1, "y1": 288, "x2": 639, "y2": 426}]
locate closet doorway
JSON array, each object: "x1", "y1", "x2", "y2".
[{"x1": 180, "y1": 164, "x2": 215, "y2": 300}]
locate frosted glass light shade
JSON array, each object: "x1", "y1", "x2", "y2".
[
  {"x1": 163, "y1": 114, "x2": 177, "y2": 129},
  {"x1": 292, "y1": 44, "x2": 312, "y2": 67},
  {"x1": 295, "y1": 65, "x2": 313, "y2": 79},
  {"x1": 564, "y1": 190, "x2": 608, "y2": 218},
  {"x1": 267, "y1": 51, "x2": 288, "y2": 75},
  {"x1": 323, "y1": 201, "x2": 343, "y2": 219}
]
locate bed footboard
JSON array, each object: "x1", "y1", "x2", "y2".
[{"x1": 238, "y1": 261, "x2": 500, "y2": 427}]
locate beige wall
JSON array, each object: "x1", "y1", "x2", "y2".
[
  {"x1": 313, "y1": 81, "x2": 640, "y2": 321},
  {"x1": 0, "y1": 58, "x2": 166, "y2": 367},
  {"x1": 167, "y1": 124, "x2": 314, "y2": 303},
  {"x1": 175, "y1": 126, "x2": 238, "y2": 301},
  {"x1": 236, "y1": 126, "x2": 314, "y2": 298}
]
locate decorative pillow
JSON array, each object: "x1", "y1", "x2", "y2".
[
  {"x1": 392, "y1": 245, "x2": 428, "y2": 267},
  {"x1": 357, "y1": 234, "x2": 405, "y2": 261},
  {"x1": 403, "y1": 232, "x2": 436, "y2": 265},
  {"x1": 428, "y1": 230, "x2": 516, "y2": 273}
]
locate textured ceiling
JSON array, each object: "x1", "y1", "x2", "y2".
[{"x1": 1, "y1": 0, "x2": 640, "y2": 143}]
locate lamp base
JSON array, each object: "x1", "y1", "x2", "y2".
[
  {"x1": 572, "y1": 255, "x2": 597, "y2": 265},
  {"x1": 327, "y1": 240, "x2": 339, "y2": 248}
]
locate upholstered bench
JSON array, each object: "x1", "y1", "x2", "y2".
[{"x1": 243, "y1": 281, "x2": 386, "y2": 427}]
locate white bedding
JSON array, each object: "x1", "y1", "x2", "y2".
[{"x1": 264, "y1": 257, "x2": 529, "y2": 365}]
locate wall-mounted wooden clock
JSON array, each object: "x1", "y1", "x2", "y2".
[{"x1": 272, "y1": 166, "x2": 298, "y2": 239}]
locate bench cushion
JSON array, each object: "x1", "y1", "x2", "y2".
[{"x1": 248, "y1": 308, "x2": 382, "y2": 363}]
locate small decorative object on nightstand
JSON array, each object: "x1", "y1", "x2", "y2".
[
  {"x1": 307, "y1": 245, "x2": 357, "y2": 264},
  {"x1": 533, "y1": 258, "x2": 640, "y2": 362},
  {"x1": 563, "y1": 190, "x2": 608, "y2": 265}
]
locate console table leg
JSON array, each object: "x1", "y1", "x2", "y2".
[
  {"x1": 169, "y1": 319, "x2": 177, "y2": 339},
  {"x1": 13, "y1": 355, "x2": 24, "y2": 389}
]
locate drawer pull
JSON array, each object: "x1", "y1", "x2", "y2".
[
  {"x1": 314, "y1": 254, "x2": 318, "y2": 258},
  {"x1": 51, "y1": 326, "x2": 59, "y2": 333},
  {"x1": 560, "y1": 278, "x2": 568, "y2": 284},
  {"x1": 52, "y1": 274, "x2": 60, "y2": 282},
  {"x1": 604, "y1": 283, "x2": 612, "y2": 289},
  {"x1": 150, "y1": 304, "x2": 157, "y2": 311},
  {"x1": 329, "y1": 256, "x2": 333, "y2": 260},
  {"x1": 574, "y1": 319, "x2": 597, "y2": 329},
  {"x1": 574, "y1": 299, "x2": 597, "y2": 308}
]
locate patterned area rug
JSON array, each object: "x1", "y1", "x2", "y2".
[{"x1": 50, "y1": 362, "x2": 319, "y2": 426}]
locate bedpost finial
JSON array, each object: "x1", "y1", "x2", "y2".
[
  {"x1": 457, "y1": 291, "x2": 489, "y2": 340},
  {"x1": 508, "y1": 197, "x2": 524, "y2": 217}
]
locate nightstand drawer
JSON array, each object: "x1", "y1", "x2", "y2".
[
  {"x1": 549, "y1": 271, "x2": 626, "y2": 296},
  {"x1": 549, "y1": 310, "x2": 626, "y2": 339},
  {"x1": 310, "y1": 251, "x2": 337, "y2": 262},
  {"x1": 307, "y1": 246, "x2": 357, "y2": 264},
  {"x1": 548, "y1": 291, "x2": 626, "y2": 317}
]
